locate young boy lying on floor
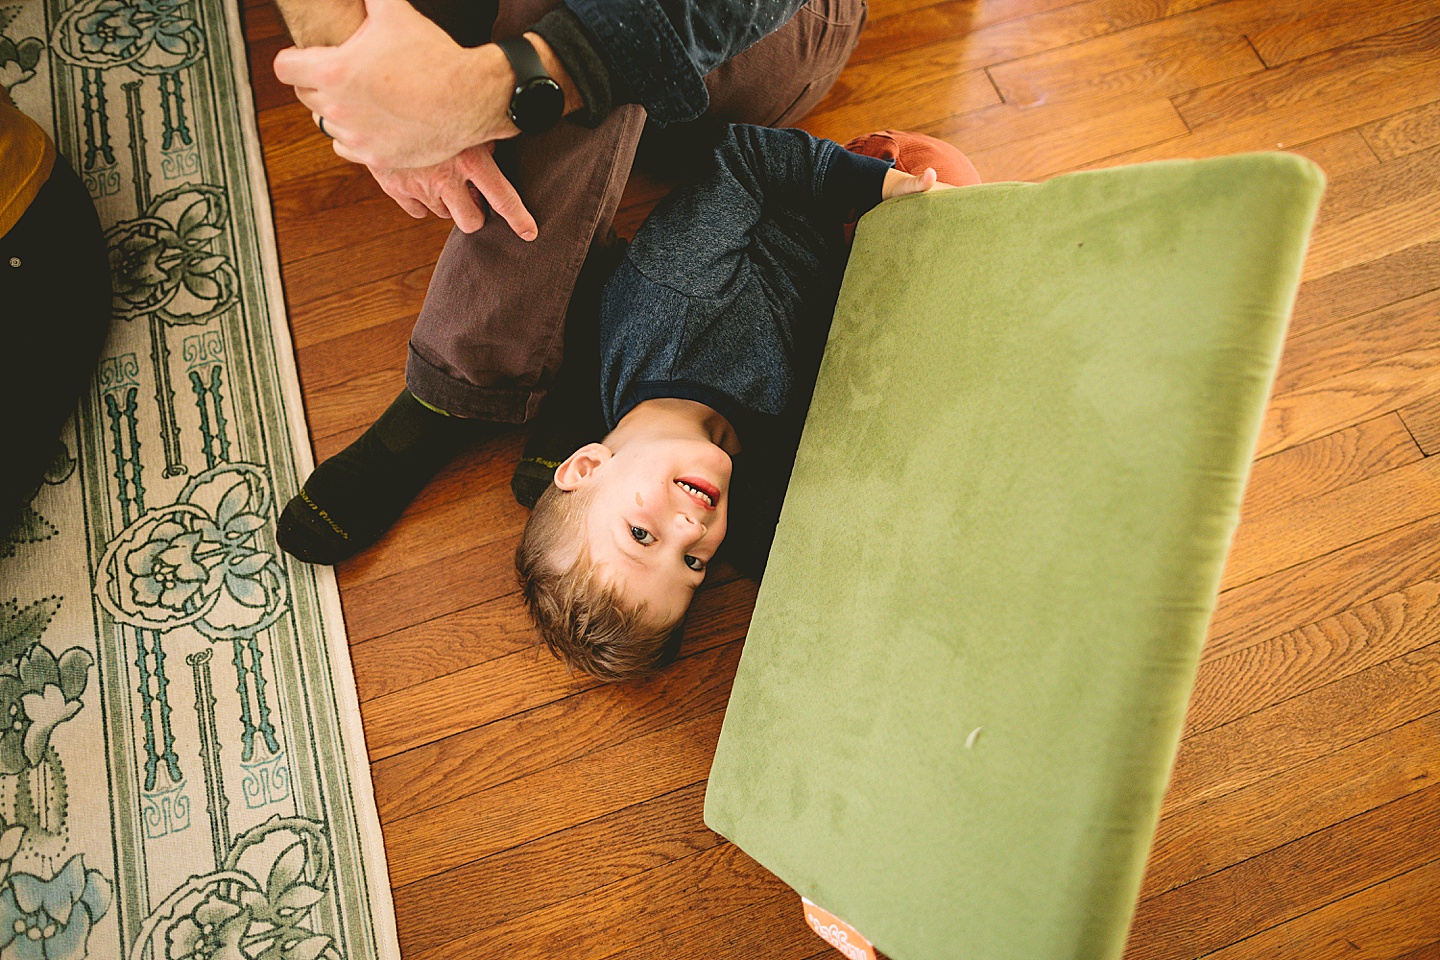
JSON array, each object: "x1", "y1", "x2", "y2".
[{"x1": 513, "y1": 124, "x2": 978, "y2": 681}]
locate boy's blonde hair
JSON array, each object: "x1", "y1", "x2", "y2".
[{"x1": 515, "y1": 484, "x2": 684, "y2": 682}]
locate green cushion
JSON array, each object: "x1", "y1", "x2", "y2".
[{"x1": 703, "y1": 154, "x2": 1324, "y2": 960}]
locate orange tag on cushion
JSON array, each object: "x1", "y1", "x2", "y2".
[{"x1": 802, "y1": 897, "x2": 876, "y2": 960}]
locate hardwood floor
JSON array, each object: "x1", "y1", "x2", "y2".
[{"x1": 239, "y1": 1, "x2": 1440, "y2": 956}]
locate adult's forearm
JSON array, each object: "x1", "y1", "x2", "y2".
[
  {"x1": 271, "y1": 1, "x2": 580, "y2": 120},
  {"x1": 273, "y1": 0, "x2": 366, "y2": 47},
  {"x1": 269, "y1": 0, "x2": 590, "y2": 168}
]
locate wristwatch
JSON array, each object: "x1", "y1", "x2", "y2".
[{"x1": 495, "y1": 35, "x2": 566, "y2": 135}]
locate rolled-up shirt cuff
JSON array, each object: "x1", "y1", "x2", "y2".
[
  {"x1": 533, "y1": 7, "x2": 632, "y2": 129},
  {"x1": 560, "y1": 0, "x2": 710, "y2": 125}
]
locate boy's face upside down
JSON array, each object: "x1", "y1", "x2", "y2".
[{"x1": 554, "y1": 401, "x2": 737, "y2": 628}]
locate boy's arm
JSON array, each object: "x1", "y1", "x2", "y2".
[
  {"x1": 719, "y1": 124, "x2": 892, "y2": 222},
  {"x1": 622, "y1": 124, "x2": 937, "y2": 294},
  {"x1": 720, "y1": 124, "x2": 950, "y2": 222}
]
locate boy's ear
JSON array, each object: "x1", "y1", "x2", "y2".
[{"x1": 554, "y1": 443, "x2": 612, "y2": 491}]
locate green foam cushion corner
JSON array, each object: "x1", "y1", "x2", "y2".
[{"x1": 703, "y1": 153, "x2": 1324, "y2": 960}]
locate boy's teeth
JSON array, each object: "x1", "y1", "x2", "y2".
[{"x1": 677, "y1": 480, "x2": 713, "y2": 506}]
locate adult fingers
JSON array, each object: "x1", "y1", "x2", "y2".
[
  {"x1": 463, "y1": 150, "x2": 536, "y2": 241},
  {"x1": 442, "y1": 184, "x2": 487, "y2": 234},
  {"x1": 372, "y1": 168, "x2": 440, "y2": 219},
  {"x1": 409, "y1": 185, "x2": 449, "y2": 220},
  {"x1": 380, "y1": 184, "x2": 432, "y2": 220}
]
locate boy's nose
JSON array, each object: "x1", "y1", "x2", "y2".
[{"x1": 674, "y1": 511, "x2": 707, "y2": 539}]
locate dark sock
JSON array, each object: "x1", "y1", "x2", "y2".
[{"x1": 277, "y1": 390, "x2": 497, "y2": 564}]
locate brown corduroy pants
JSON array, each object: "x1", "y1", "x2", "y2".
[{"x1": 403, "y1": 0, "x2": 868, "y2": 422}]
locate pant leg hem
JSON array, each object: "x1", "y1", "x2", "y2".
[{"x1": 405, "y1": 344, "x2": 540, "y2": 423}]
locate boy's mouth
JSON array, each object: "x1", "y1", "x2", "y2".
[{"x1": 676, "y1": 477, "x2": 718, "y2": 510}]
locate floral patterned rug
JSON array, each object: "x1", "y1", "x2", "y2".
[{"x1": 0, "y1": 1, "x2": 400, "y2": 958}]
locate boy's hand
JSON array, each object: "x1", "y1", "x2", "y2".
[{"x1": 882, "y1": 167, "x2": 956, "y2": 201}]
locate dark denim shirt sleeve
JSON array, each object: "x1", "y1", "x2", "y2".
[{"x1": 560, "y1": 0, "x2": 808, "y2": 125}]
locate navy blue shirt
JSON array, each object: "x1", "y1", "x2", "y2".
[
  {"x1": 597, "y1": 124, "x2": 890, "y2": 572},
  {"x1": 601, "y1": 124, "x2": 889, "y2": 432}
]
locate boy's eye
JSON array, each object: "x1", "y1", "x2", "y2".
[
  {"x1": 684, "y1": 555, "x2": 704, "y2": 572},
  {"x1": 630, "y1": 525, "x2": 655, "y2": 545}
]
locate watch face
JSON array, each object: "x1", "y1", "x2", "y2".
[{"x1": 511, "y1": 77, "x2": 565, "y2": 133}]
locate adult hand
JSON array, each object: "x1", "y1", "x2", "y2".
[
  {"x1": 369, "y1": 142, "x2": 538, "y2": 239},
  {"x1": 274, "y1": 0, "x2": 518, "y2": 168}
]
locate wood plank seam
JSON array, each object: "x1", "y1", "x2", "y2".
[
  {"x1": 1275, "y1": 284, "x2": 1440, "y2": 367},
  {"x1": 1151, "y1": 780, "x2": 1440, "y2": 910},
  {"x1": 1179, "y1": 636, "x2": 1440, "y2": 757},
  {"x1": 1188, "y1": 579, "x2": 1440, "y2": 737},
  {"x1": 364, "y1": 634, "x2": 746, "y2": 760},
  {"x1": 1196, "y1": 853, "x2": 1440, "y2": 960},
  {"x1": 1398, "y1": 407, "x2": 1427, "y2": 453},
  {"x1": 390, "y1": 779, "x2": 713, "y2": 897},
  {"x1": 1146, "y1": 712, "x2": 1440, "y2": 900},
  {"x1": 1355, "y1": 127, "x2": 1383, "y2": 164},
  {"x1": 1134, "y1": 800, "x2": 1440, "y2": 960},
  {"x1": 1239, "y1": 32, "x2": 1267, "y2": 74},
  {"x1": 1052, "y1": 128, "x2": 1190, "y2": 175},
  {"x1": 1207, "y1": 513, "x2": 1440, "y2": 664},
  {"x1": 1164, "y1": 641, "x2": 1440, "y2": 822},
  {"x1": 1247, "y1": 412, "x2": 1414, "y2": 468},
  {"x1": 366, "y1": 668, "x2": 724, "y2": 767},
  {"x1": 978, "y1": 0, "x2": 1239, "y2": 69},
  {"x1": 368, "y1": 676, "x2": 743, "y2": 817},
  {"x1": 1223, "y1": 509, "x2": 1440, "y2": 595},
  {"x1": 983, "y1": 65, "x2": 1004, "y2": 103}
]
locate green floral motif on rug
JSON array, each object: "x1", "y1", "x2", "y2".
[{"x1": 0, "y1": 1, "x2": 399, "y2": 958}]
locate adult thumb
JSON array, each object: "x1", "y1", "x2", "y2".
[{"x1": 273, "y1": 44, "x2": 335, "y2": 87}]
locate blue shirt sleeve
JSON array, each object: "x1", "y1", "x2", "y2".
[
  {"x1": 619, "y1": 124, "x2": 890, "y2": 300},
  {"x1": 560, "y1": 0, "x2": 808, "y2": 124},
  {"x1": 721, "y1": 124, "x2": 892, "y2": 220}
]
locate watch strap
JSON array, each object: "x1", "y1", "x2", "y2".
[{"x1": 496, "y1": 34, "x2": 549, "y2": 88}]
